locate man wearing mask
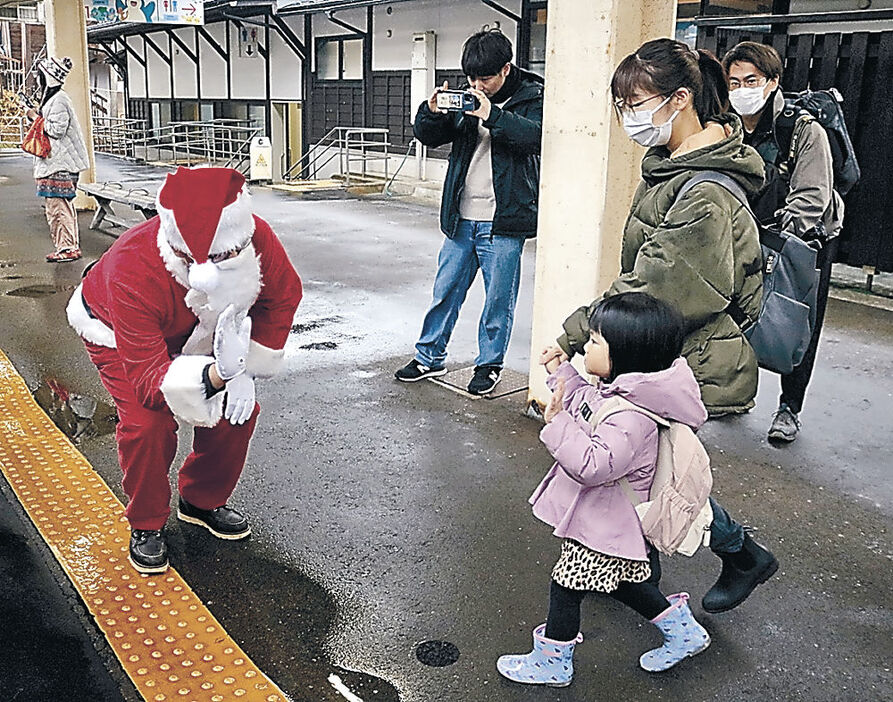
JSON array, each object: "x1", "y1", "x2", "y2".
[
  {"x1": 394, "y1": 29, "x2": 543, "y2": 395},
  {"x1": 723, "y1": 42, "x2": 845, "y2": 443}
]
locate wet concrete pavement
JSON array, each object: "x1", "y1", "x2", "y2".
[{"x1": 0, "y1": 152, "x2": 891, "y2": 702}]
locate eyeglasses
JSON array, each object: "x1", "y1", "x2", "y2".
[
  {"x1": 171, "y1": 240, "x2": 251, "y2": 265},
  {"x1": 613, "y1": 93, "x2": 668, "y2": 115},
  {"x1": 729, "y1": 76, "x2": 768, "y2": 90}
]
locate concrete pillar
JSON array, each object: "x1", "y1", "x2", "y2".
[
  {"x1": 526, "y1": 0, "x2": 676, "y2": 409},
  {"x1": 44, "y1": 0, "x2": 96, "y2": 209}
]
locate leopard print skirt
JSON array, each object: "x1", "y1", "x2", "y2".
[{"x1": 551, "y1": 539, "x2": 651, "y2": 593}]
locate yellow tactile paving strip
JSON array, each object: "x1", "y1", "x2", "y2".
[{"x1": 0, "y1": 349, "x2": 289, "y2": 702}]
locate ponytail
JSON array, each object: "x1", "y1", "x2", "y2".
[
  {"x1": 611, "y1": 38, "x2": 730, "y2": 123},
  {"x1": 695, "y1": 49, "x2": 729, "y2": 121}
]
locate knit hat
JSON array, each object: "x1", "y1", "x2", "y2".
[
  {"x1": 156, "y1": 167, "x2": 256, "y2": 292},
  {"x1": 38, "y1": 56, "x2": 73, "y2": 86}
]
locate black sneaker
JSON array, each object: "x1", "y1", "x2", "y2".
[
  {"x1": 394, "y1": 359, "x2": 447, "y2": 382},
  {"x1": 177, "y1": 497, "x2": 251, "y2": 540},
  {"x1": 129, "y1": 529, "x2": 169, "y2": 574},
  {"x1": 768, "y1": 403, "x2": 800, "y2": 442},
  {"x1": 467, "y1": 365, "x2": 501, "y2": 395}
]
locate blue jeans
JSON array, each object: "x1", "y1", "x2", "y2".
[
  {"x1": 415, "y1": 220, "x2": 525, "y2": 369},
  {"x1": 709, "y1": 497, "x2": 745, "y2": 554}
]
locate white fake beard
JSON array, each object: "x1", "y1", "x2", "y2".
[{"x1": 157, "y1": 231, "x2": 263, "y2": 355}]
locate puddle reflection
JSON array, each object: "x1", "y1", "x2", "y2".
[{"x1": 33, "y1": 378, "x2": 117, "y2": 442}]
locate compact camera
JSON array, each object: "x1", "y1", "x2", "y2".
[{"x1": 436, "y1": 89, "x2": 480, "y2": 112}]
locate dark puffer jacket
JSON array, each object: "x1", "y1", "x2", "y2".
[
  {"x1": 412, "y1": 67, "x2": 543, "y2": 239},
  {"x1": 558, "y1": 115, "x2": 765, "y2": 416}
]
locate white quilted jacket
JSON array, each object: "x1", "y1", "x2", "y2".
[{"x1": 33, "y1": 90, "x2": 89, "y2": 179}]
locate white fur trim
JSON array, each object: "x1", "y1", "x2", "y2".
[
  {"x1": 247, "y1": 340, "x2": 285, "y2": 378},
  {"x1": 156, "y1": 184, "x2": 255, "y2": 260},
  {"x1": 66, "y1": 284, "x2": 117, "y2": 348},
  {"x1": 160, "y1": 355, "x2": 224, "y2": 427},
  {"x1": 157, "y1": 230, "x2": 190, "y2": 288},
  {"x1": 211, "y1": 188, "x2": 255, "y2": 254}
]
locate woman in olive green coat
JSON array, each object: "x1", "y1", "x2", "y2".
[
  {"x1": 552, "y1": 39, "x2": 777, "y2": 616},
  {"x1": 557, "y1": 50, "x2": 764, "y2": 417}
]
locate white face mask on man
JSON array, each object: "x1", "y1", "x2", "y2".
[
  {"x1": 730, "y1": 85, "x2": 771, "y2": 116},
  {"x1": 621, "y1": 95, "x2": 680, "y2": 148}
]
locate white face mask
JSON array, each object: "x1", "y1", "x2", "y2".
[
  {"x1": 621, "y1": 95, "x2": 679, "y2": 148},
  {"x1": 730, "y1": 85, "x2": 770, "y2": 116}
]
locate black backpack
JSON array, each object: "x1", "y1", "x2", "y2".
[{"x1": 775, "y1": 88, "x2": 861, "y2": 196}]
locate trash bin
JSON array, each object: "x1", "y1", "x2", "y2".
[{"x1": 249, "y1": 136, "x2": 272, "y2": 182}]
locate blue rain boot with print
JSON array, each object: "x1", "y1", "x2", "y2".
[
  {"x1": 639, "y1": 592, "x2": 710, "y2": 672},
  {"x1": 496, "y1": 624, "x2": 583, "y2": 687}
]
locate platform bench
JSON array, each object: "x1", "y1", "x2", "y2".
[{"x1": 78, "y1": 182, "x2": 157, "y2": 233}]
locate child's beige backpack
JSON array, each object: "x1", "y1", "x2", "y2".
[{"x1": 591, "y1": 397, "x2": 713, "y2": 556}]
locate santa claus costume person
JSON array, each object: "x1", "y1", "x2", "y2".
[{"x1": 67, "y1": 166, "x2": 302, "y2": 574}]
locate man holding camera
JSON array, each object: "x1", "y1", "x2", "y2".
[{"x1": 395, "y1": 29, "x2": 543, "y2": 395}]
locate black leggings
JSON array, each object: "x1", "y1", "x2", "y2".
[{"x1": 544, "y1": 548, "x2": 670, "y2": 642}]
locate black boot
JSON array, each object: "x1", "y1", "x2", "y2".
[
  {"x1": 129, "y1": 529, "x2": 169, "y2": 574},
  {"x1": 702, "y1": 532, "x2": 778, "y2": 613}
]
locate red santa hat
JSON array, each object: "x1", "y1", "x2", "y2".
[{"x1": 156, "y1": 167, "x2": 256, "y2": 291}]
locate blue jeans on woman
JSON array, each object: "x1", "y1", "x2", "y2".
[{"x1": 415, "y1": 220, "x2": 525, "y2": 369}]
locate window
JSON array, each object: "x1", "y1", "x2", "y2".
[
  {"x1": 342, "y1": 39, "x2": 363, "y2": 80},
  {"x1": 317, "y1": 40, "x2": 339, "y2": 79},
  {"x1": 315, "y1": 36, "x2": 365, "y2": 81}
]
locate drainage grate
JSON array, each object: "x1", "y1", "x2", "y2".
[{"x1": 415, "y1": 640, "x2": 460, "y2": 667}]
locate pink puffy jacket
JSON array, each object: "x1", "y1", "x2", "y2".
[{"x1": 530, "y1": 358, "x2": 708, "y2": 560}]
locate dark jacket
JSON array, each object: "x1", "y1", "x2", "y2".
[
  {"x1": 741, "y1": 89, "x2": 844, "y2": 239},
  {"x1": 412, "y1": 67, "x2": 543, "y2": 239},
  {"x1": 558, "y1": 115, "x2": 766, "y2": 416}
]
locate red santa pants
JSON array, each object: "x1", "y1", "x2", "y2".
[{"x1": 85, "y1": 341, "x2": 260, "y2": 531}]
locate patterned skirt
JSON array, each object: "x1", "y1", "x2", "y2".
[
  {"x1": 551, "y1": 539, "x2": 651, "y2": 593},
  {"x1": 36, "y1": 171, "x2": 79, "y2": 199}
]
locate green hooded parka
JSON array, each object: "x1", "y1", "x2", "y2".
[{"x1": 558, "y1": 115, "x2": 765, "y2": 416}]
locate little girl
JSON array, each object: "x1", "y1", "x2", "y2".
[{"x1": 497, "y1": 292, "x2": 711, "y2": 687}]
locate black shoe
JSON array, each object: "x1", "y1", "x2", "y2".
[
  {"x1": 702, "y1": 532, "x2": 779, "y2": 613},
  {"x1": 128, "y1": 529, "x2": 169, "y2": 574},
  {"x1": 394, "y1": 359, "x2": 447, "y2": 382},
  {"x1": 177, "y1": 497, "x2": 251, "y2": 540},
  {"x1": 467, "y1": 365, "x2": 501, "y2": 395}
]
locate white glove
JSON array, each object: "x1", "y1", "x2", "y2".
[
  {"x1": 224, "y1": 373, "x2": 256, "y2": 425},
  {"x1": 213, "y1": 304, "x2": 252, "y2": 381}
]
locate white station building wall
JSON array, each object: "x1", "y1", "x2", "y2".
[
  {"x1": 145, "y1": 36, "x2": 171, "y2": 99},
  {"x1": 229, "y1": 22, "x2": 267, "y2": 100},
  {"x1": 126, "y1": 35, "x2": 146, "y2": 98},
  {"x1": 269, "y1": 15, "x2": 303, "y2": 101},
  {"x1": 371, "y1": 0, "x2": 522, "y2": 71},
  {"x1": 198, "y1": 22, "x2": 228, "y2": 99},
  {"x1": 171, "y1": 28, "x2": 197, "y2": 99}
]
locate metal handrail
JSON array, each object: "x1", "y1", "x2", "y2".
[
  {"x1": 284, "y1": 126, "x2": 390, "y2": 184},
  {"x1": 91, "y1": 116, "x2": 260, "y2": 174}
]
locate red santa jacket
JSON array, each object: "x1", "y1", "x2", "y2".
[{"x1": 68, "y1": 215, "x2": 302, "y2": 425}]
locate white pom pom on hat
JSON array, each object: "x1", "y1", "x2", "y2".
[{"x1": 187, "y1": 261, "x2": 221, "y2": 293}]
